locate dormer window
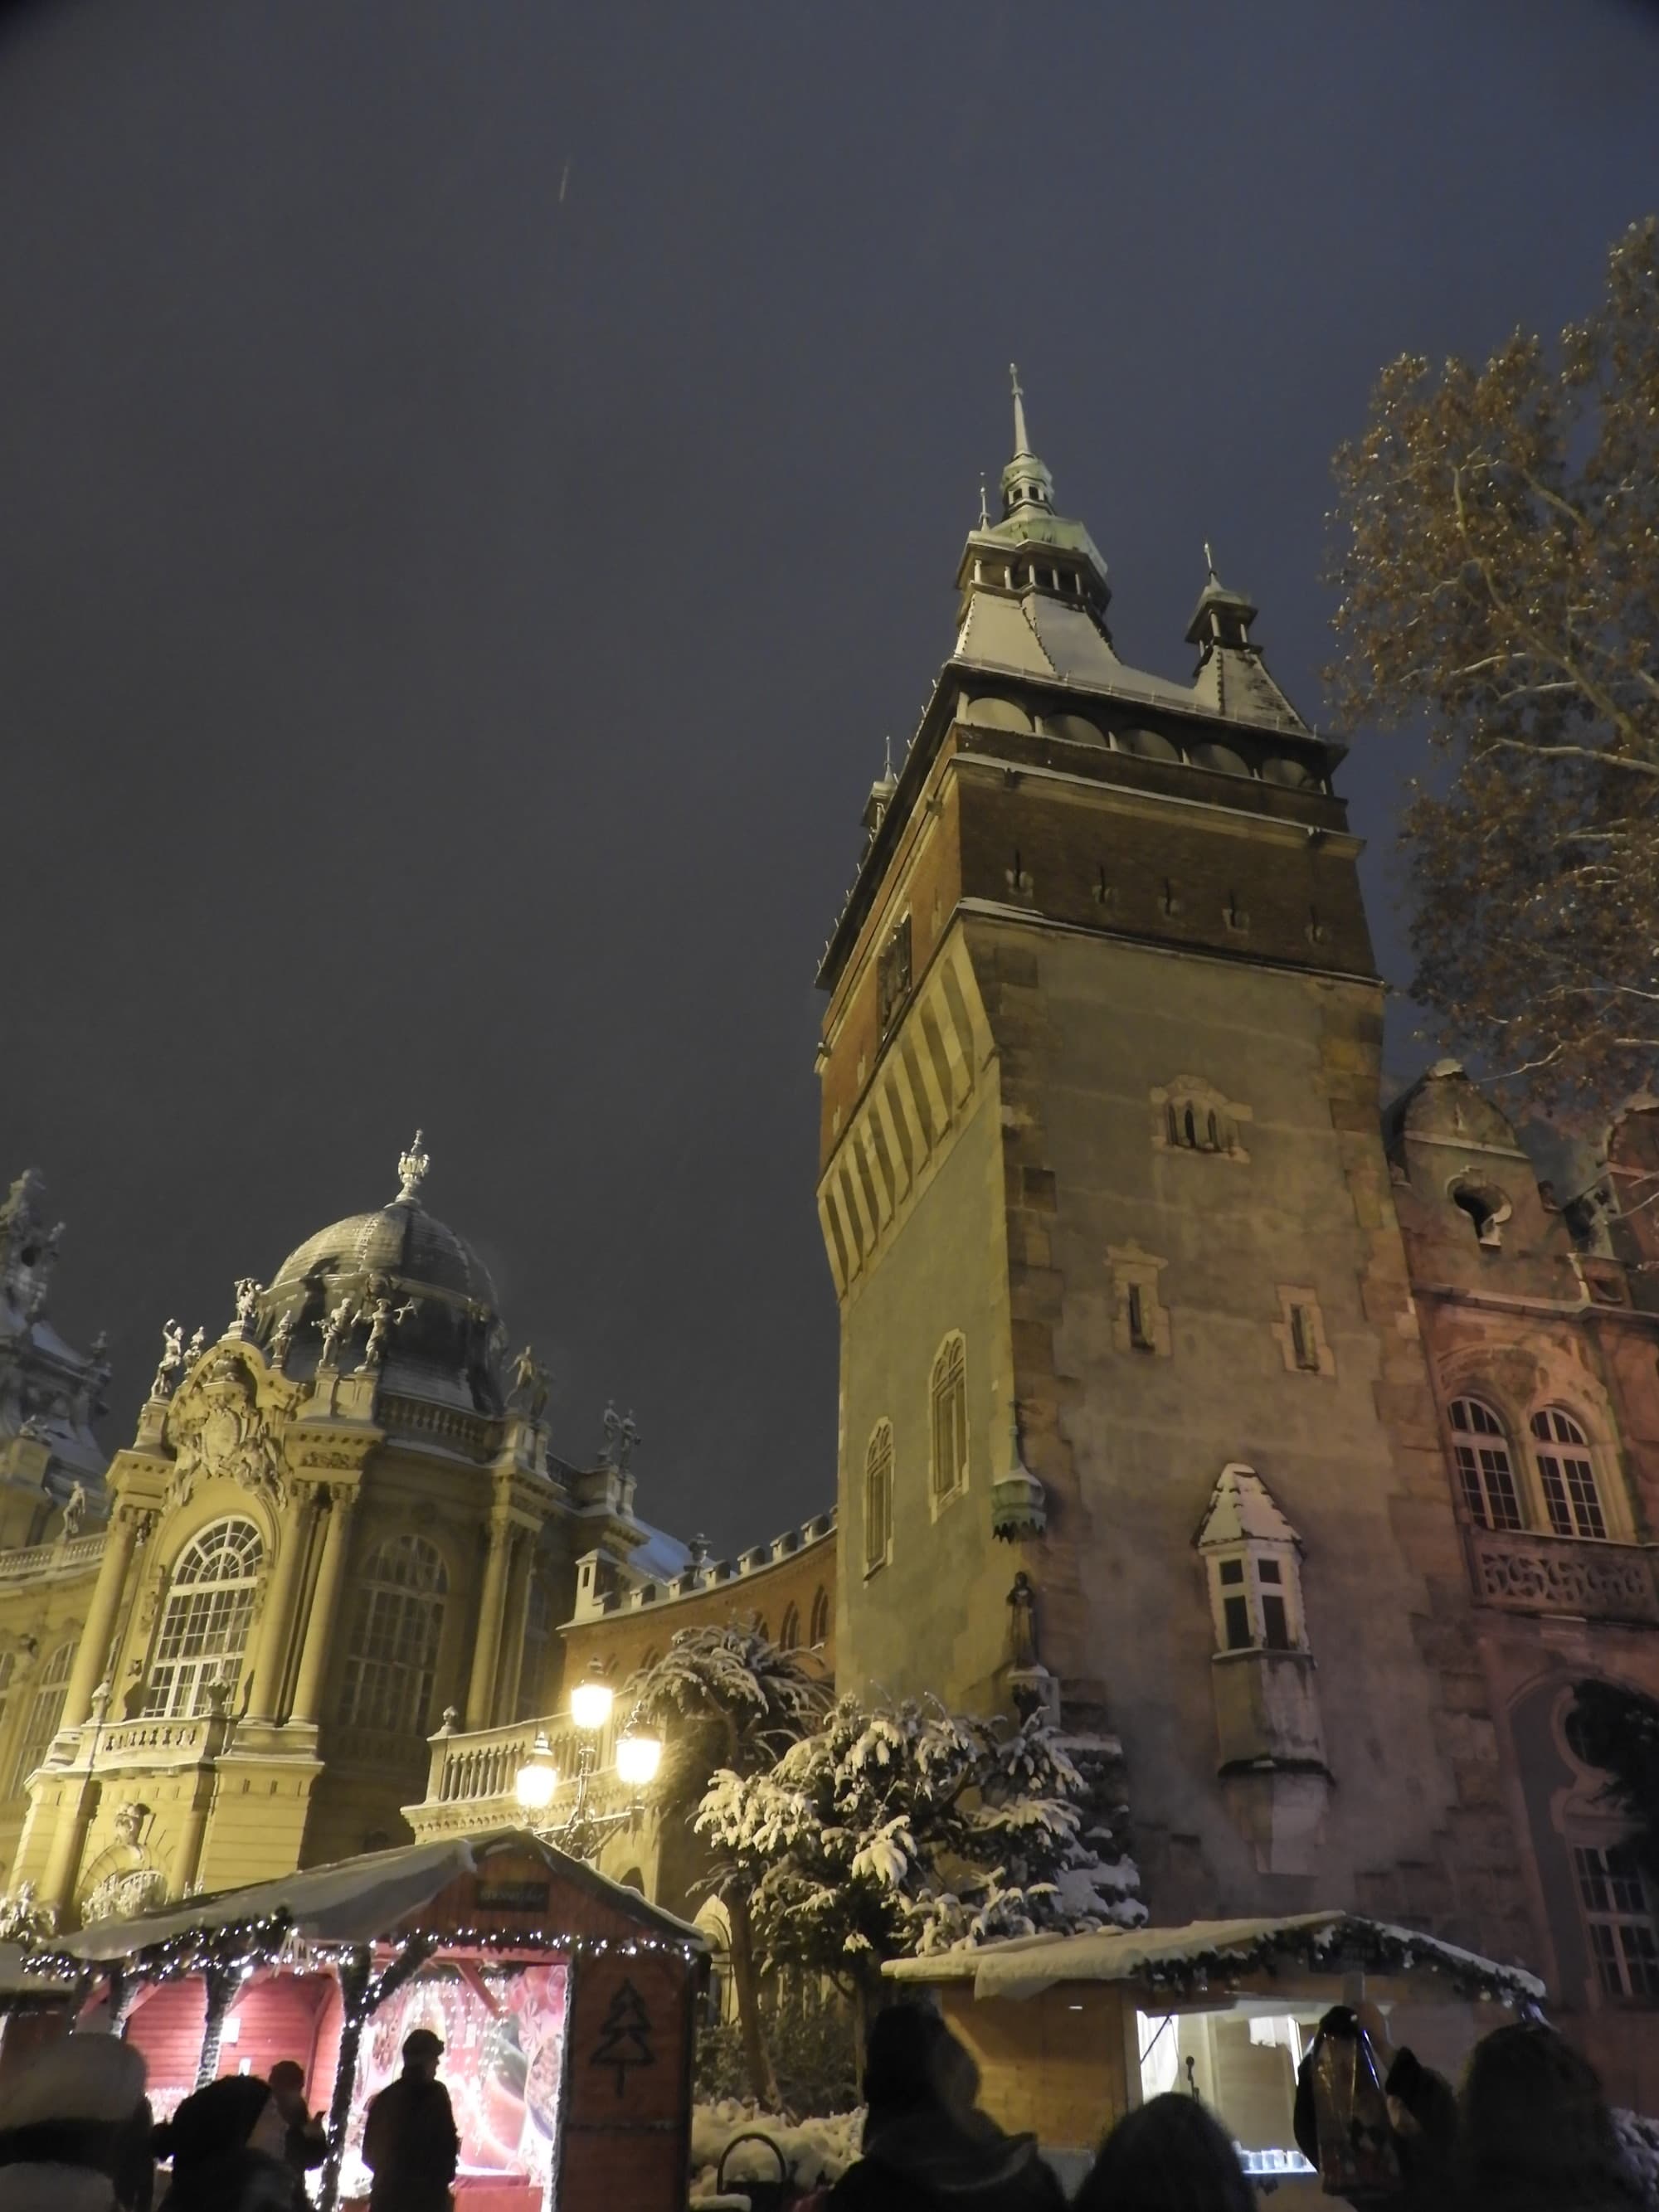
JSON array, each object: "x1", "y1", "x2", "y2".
[
  {"x1": 1196, "y1": 1465, "x2": 1308, "y2": 1659},
  {"x1": 1209, "y1": 1546, "x2": 1302, "y2": 1654}
]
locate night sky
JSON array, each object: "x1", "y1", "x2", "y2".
[{"x1": 2, "y1": 1, "x2": 1653, "y2": 1549}]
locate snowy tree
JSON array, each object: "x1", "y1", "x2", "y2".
[
  {"x1": 625, "y1": 1622, "x2": 831, "y2": 2107},
  {"x1": 696, "y1": 1693, "x2": 1143, "y2": 2044}
]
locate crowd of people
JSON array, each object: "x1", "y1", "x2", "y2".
[
  {"x1": 811, "y1": 2001, "x2": 1652, "y2": 2212},
  {"x1": 0, "y1": 2025, "x2": 455, "y2": 2212},
  {"x1": 0, "y1": 1998, "x2": 1645, "y2": 2211}
]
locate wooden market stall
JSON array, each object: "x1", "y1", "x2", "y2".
[
  {"x1": 32, "y1": 1829, "x2": 707, "y2": 2212},
  {"x1": 888, "y1": 1911, "x2": 1545, "y2": 2199}
]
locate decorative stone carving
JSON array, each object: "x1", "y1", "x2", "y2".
[
  {"x1": 0, "y1": 1882, "x2": 55, "y2": 1942},
  {"x1": 1470, "y1": 1525, "x2": 1659, "y2": 1624},
  {"x1": 397, "y1": 1130, "x2": 431, "y2": 1204},
  {"x1": 80, "y1": 1865, "x2": 166, "y2": 1926},
  {"x1": 317, "y1": 1296, "x2": 358, "y2": 1372},
  {"x1": 168, "y1": 1359, "x2": 283, "y2": 1510}
]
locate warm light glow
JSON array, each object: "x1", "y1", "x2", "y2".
[
  {"x1": 570, "y1": 1663, "x2": 615, "y2": 1733},
  {"x1": 615, "y1": 1729, "x2": 663, "y2": 1787},
  {"x1": 515, "y1": 1732, "x2": 558, "y2": 1812}
]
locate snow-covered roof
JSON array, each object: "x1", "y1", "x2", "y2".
[
  {"x1": 1194, "y1": 1465, "x2": 1300, "y2": 1551},
  {"x1": 884, "y1": 1913, "x2": 1544, "y2": 2007},
  {"x1": 55, "y1": 1829, "x2": 707, "y2": 1964}
]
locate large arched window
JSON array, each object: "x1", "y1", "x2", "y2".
[
  {"x1": 7, "y1": 1642, "x2": 71, "y2": 1795},
  {"x1": 1448, "y1": 1398, "x2": 1523, "y2": 1531},
  {"x1": 144, "y1": 1519, "x2": 263, "y2": 1719},
  {"x1": 929, "y1": 1335, "x2": 968, "y2": 1505},
  {"x1": 1531, "y1": 1408, "x2": 1609, "y2": 1541},
  {"x1": 340, "y1": 1536, "x2": 448, "y2": 1736},
  {"x1": 864, "y1": 1422, "x2": 893, "y2": 1573}
]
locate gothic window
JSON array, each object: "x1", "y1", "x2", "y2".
[
  {"x1": 7, "y1": 1642, "x2": 71, "y2": 1796},
  {"x1": 1152, "y1": 1080, "x2": 1248, "y2": 1160},
  {"x1": 1448, "y1": 1399, "x2": 1525, "y2": 1532},
  {"x1": 339, "y1": 1535, "x2": 448, "y2": 1736},
  {"x1": 778, "y1": 1604, "x2": 800, "y2": 1652},
  {"x1": 930, "y1": 1334, "x2": 968, "y2": 1505},
  {"x1": 1127, "y1": 1283, "x2": 1153, "y2": 1351},
  {"x1": 878, "y1": 916, "x2": 912, "y2": 1038},
  {"x1": 143, "y1": 1519, "x2": 263, "y2": 1720},
  {"x1": 809, "y1": 1587, "x2": 830, "y2": 1647},
  {"x1": 864, "y1": 1422, "x2": 893, "y2": 1573},
  {"x1": 515, "y1": 1576, "x2": 553, "y2": 1721},
  {"x1": 1531, "y1": 1408, "x2": 1608, "y2": 1541},
  {"x1": 1574, "y1": 1842, "x2": 1659, "y2": 1999}
]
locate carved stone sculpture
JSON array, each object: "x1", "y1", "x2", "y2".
[{"x1": 149, "y1": 1320, "x2": 185, "y2": 1401}]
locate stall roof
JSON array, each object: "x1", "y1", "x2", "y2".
[
  {"x1": 885, "y1": 1913, "x2": 1545, "y2": 2007},
  {"x1": 55, "y1": 1830, "x2": 707, "y2": 1965}
]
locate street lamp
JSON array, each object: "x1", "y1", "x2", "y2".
[{"x1": 513, "y1": 1661, "x2": 663, "y2": 1861}]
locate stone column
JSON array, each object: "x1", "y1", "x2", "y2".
[
  {"x1": 60, "y1": 1506, "x2": 140, "y2": 1733},
  {"x1": 37, "y1": 1777, "x2": 95, "y2": 1920},
  {"x1": 290, "y1": 1489, "x2": 358, "y2": 1727},
  {"x1": 465, "y1": 1515, "x2": 513, "y2": 1730},
  {"x1": 246, "y1": 1486, "x2": 318, "y2": 1723},
  {"x1": 494, "y1": 1529, "x2": 534, "y2": 1723}
]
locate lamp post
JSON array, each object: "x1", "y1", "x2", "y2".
[{"x1": 514, "y1": 1658, "x2": 663, "y2": 1862}]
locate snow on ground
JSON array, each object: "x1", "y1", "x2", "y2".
[{"x1": 690, "y1": 2099, "x2": 863, "y2": 2198}]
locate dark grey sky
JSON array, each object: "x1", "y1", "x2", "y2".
[{"x1": 2, "y1": 0, "x2": 1653, "y2": 1548}]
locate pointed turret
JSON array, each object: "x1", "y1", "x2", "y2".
[
  {"x1": 1185, "y1": 547, "x2": 1307, "y2": 732},
  {"x1": 1000, "y1": 363, "x2": 1058, "y2": 518}
]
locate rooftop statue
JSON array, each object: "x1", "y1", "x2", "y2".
[
  {"x1": 148, "y1": 1320, "x2": 184, "y2": 1402},
  {"x1": 601, "y1": 1400, "x2": 640, "y2": 1472}
]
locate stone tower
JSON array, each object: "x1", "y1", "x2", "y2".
[{"x1": 815, "y1": 379, "x2": 1529, "y2": 1945}]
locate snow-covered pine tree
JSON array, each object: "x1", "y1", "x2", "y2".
[
  {"x1": 696, "y1": 1693, "x2": 1143, "y2": 2040},
  {"x1": 625, "y1": 1622, "x2": 831, "y2": 2107}
]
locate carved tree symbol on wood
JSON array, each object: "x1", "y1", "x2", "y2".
[{"x1": 590, "y1": 1978, "x2": 654, "y2": 2096}]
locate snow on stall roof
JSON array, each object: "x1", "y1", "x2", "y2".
[
  {"x1": 56, "y1": 1830, "x2": 708, "y2": 1964},
  {"x1": 885, "y1": 1913, "x2": 1545, "y2": 2005}
]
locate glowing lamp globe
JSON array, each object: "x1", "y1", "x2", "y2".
[
  {"x1": 515, "y1": 1733, "x2": 558, "y2": 1814},
  {"x1": 570, "y1": 1664, "x2": 615, "y2": 1733},
  {"x1": 615, "y1": 1729, "x2": 664, "y2": 1789}
]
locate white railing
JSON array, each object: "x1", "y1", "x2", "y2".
[{"x1": 424, "y1": 1710, "x2": 618, "y2": 1807}]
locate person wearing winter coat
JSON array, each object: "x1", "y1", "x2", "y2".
[
  {"x1": 151, "y1": 2074, "x2": 300, "y2": 2212},
  {"x1": 1071, "y1": 2091, "x2": 1254, "y2": 2212},
  {"x1": 825, "y1": 2005, "x2": 1066, "y2": 2212},
  {"x1": 1454, "y1": 2020, "x2": 1642, "y2": 2212},
  {"x1": 362, "y1": 2028, "x2": 460, "y2": 2212},
  {"x1": 0, "y1": 2030, "x2": 151, "y2": 2212}
]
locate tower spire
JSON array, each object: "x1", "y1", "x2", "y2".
[{"x1": 1010, "y1": 362, "x2": 1032, "y2": 459}]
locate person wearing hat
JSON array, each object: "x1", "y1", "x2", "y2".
[
  {"x1": 0, "y1": 2030, "x2": 151, "y2": 2212},
  {"x1": 362, "y1": 2028, "x2": 459, "y2": 2212}
]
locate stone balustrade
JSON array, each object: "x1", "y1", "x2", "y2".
[
  {"x1": 1467, "y1": 1524, "x2": 1659, "y2": 1624},
  {"x1": 0, "y1": 1533, "x2": 104, "y2": 1587}
]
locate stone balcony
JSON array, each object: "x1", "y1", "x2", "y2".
[
  {"x1": 403, "y1": 1709, "x2": 630, "y2": 1842},
  {"x1": 0, "y1": 1532, "x2": 103, "y2": 1587},
  {"x1": 1467, "y1": 1524, "x2": 1659, "y2": 1626}
]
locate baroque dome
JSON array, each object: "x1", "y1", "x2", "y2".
[{"x1": 260, "y1": 1135, "x2": 508, "y2": 1414}]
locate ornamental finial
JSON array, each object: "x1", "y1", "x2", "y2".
[
  {"x1": 1010, "y1": 362, "x2": 1031, "y2": 459},
  {"x1": 1204, "y1": 541, "x2": 1219, "y2": 585},
  {"x1": 396, "y1": 1130, "x2": 430, "y2": 1205}
]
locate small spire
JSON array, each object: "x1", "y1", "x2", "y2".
[
  {"x1": 1204, "y1": 541, "x2": 1219, "y2": 586},
  {"x1": 883, "y1": 732, "x2": 893, "y2": 780},
  {"x1": 1010, "y1": 362, "x2": 1031, "y2": 458},
  {"x1": 396, "y1": 1130, "x2": 431, "y2": 1205},
  {"x1": 978, "y1": 475, "x2": 990, "y2": 530}
]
